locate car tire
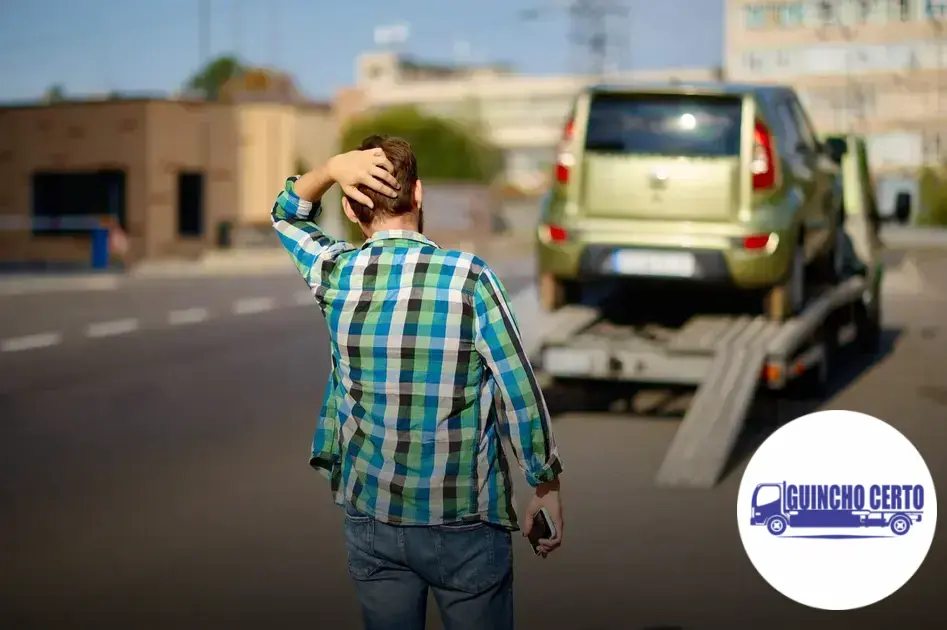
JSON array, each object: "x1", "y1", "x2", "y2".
[
  {"x1": 814, "y1": 214, "x2": 847, "y2": 285},
  {"x1": 539, "y1": 274, "x2": 580, "y2": 312},
  {"x1": 765, "y1": 242, "x2": 806, "y2": 322}
]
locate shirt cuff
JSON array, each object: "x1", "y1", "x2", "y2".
[
  {"x1": 286, "y1": 176, "x2": 323, "y2": 221},
  {"x1": 525, "y1": 457, "x2": 563, "y2": 487}
]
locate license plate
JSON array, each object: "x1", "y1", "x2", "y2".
[
  {"x1": 609, "y1": 250, "x2": 696, "y2": 278},
  {"x1": 543, "y1": 347, "x2": 593, "y2": 376}
]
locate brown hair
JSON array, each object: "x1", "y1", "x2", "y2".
[{"x1": 347, "y1": 135, "x2": 418, "y2": 225}]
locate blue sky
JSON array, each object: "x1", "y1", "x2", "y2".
[{"x1": 0, "y1": 0, "x2": 724, "y2": 102}]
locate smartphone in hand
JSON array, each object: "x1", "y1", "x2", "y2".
[{"x1": 526, "y1": 507, "x2": 557, "y2": 556}]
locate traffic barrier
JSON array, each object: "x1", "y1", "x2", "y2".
[{"x1": 0, "y1": 215, "x2": 124, "y2": 270}]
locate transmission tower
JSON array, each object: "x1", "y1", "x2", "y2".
[{"x1": 521, "y1": 0, "x2": 630, "y2": 78}]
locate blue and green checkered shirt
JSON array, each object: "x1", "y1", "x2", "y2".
[{"x1": 272, "y1": 177, "x2": 562, "y2": 530}]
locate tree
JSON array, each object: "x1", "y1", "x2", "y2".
[
  {"x1": 339, "y1": 106, "x2": 503, "y2": 184},
  {"x1": 44, "y1": 84, "x2": 66, "y2": 103},
  {"x1": 185, "y1": 55, "x2": 245, "y2": 100}
]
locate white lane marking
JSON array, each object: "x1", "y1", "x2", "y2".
[
  {"x1": 1, "y1": 332, "x2": 63, "y2": 352},
  {"x1": 233, "y1": 297, "x2": 276, "y2": 315},
  {"x1": 86, "y1": 318, "x2": 139, "y2": 338},
  {"x1": 294, "y1": 290, "x2": 315, "y2": 306},
  {"x1": 168, "y1": 307, "x2": 209, "y2": 325}
]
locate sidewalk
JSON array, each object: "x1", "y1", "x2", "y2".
[{"x1": 0, "y1": 233, "x2": 537, "y2": 296}]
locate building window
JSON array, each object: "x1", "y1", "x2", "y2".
[
  {"x1": 816, "y1": 0, "x2": 835, "y2": 23},
  {"x1": 898, "y1": 0, "x2": 912, "y2": 21},
  {"x1": 744, "y1": 52, "x2": 762, "y2": 72},
  {"x1": 31, "y1": 170, "x2": 127, "y2": 237},
  {"x1": 927, "y1": 0, "x2": 947, "y2": 18},
  {"x1": 776, "y1": 2, "x2": 805, "y2": 27},
  {"x1": 745, "y1": 5, "x2": 767, "y2": 29},
  {"x1": 177, "y1": 172, "x2": 204, "y2": 238}
]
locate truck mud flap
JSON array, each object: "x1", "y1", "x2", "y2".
[{"x1": 654, "y1": 317, "x2": 782, "y2": 489}]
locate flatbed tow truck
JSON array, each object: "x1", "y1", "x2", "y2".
[{"x1": 532, "y1": 222, "x2": 884, "y2": 490}]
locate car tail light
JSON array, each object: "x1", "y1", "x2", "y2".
[
  {"x1": 751, "y1": 120, "x2": 777, "y2": 191},
  {"x1": 545, "y1": 224, "x2": 569, "y2": 243},
  {"x1": 555, "y1": 118, "x2": 575, "y2": 184},
  {"x1": 743, "y1": 233, "x2": 771, "y2": 250}
]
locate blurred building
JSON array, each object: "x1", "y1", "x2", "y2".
[
  {"x1": 725, "y1": 0, "x2": 947, "y2": 211},
  {"x1": 339, "y1": 51, "x2": 720, "y2": 194},
  {"x1": 0, "y1": 71, "x2": 338, "y2": 266}
]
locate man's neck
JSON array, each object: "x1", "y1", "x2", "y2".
[{"x1": 364, "y1": 217, "x2": 420, "y2": 238}]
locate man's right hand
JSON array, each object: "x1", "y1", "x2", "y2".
[
  {"x1": 522, "y1": 478, "x2": 563, "y2": 558},
  {"x1": 327, "y1": 149, "x2": 400, "y2": 208}
]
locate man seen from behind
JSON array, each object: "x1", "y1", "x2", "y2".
[{"x1": 271, "y1": 136, "x2": 564, "y2": 630}]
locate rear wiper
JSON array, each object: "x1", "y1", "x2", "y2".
[{"x1": 585, "y1": 142, "x2": 626, "y2": 151}]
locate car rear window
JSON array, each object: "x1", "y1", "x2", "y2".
[{"x1": 584, "y1": 93, "x2": 743, "y2": 157}]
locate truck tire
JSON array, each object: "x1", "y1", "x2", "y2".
[
  {"x1": 813, "y1": 221, "x2": 848, "y2": 285},
  {"x1": 539, "y1": 274, "x2": 581, "y2": 312},
  {"x1": 855, "y1": 296, "x2": 882, "y2": 355},
  {"x1": 889, "y1": 514, "x2": 911, "y2": 536},
  {"x1": 767, "y1": 515, "x2": 788, "y2": 536}
]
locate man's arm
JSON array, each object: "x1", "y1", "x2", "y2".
[
  {"x1": 271, "y1": 174, "x2": 340, "y2": 286},
  {"x1": 271, "y1": 151, "x2": 400, "y2": 286},
  {"x1": 473, "y1": 265, "x2": 562, "y2": 487}
]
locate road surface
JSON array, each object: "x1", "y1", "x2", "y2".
[{"x1": 1, "y1": 255, "x2": 946, "y2": 629}]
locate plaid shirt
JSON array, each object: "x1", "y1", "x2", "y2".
[{"x1": 272, "y1": 177, "x2": 562, "y2": 530}]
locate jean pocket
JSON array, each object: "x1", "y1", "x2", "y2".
[
  {"x1": 435, "y1": 522, "x2": 512, "y2": 594},
  {"x1": 344, "y1": 512, "x2": 384, "y2": 580}
]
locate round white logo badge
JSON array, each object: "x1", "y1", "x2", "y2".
[{"x1": 737, "y1": 409, "x2": 937, "y2": 611}]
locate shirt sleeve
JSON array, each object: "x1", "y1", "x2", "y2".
[
  {"x1": 473, "y1": 265, "x2": 563, "y2": 487},
  {"x1": 271, "y1": 175, "x2": 343, "y2": 287}
]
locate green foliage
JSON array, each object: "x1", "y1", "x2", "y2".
[
  {"x1": 918, "y1": 166, "x2": 947, "y2": 227},
  {"x1": 339, "y1": 106, "x2": 503, "y2": 184},
  {"x1": 44, "y1": 84, "x2": 66, "y2": 103},
  {"x1": 186, "y1": 55, "x2": 245, "y2": 101}
]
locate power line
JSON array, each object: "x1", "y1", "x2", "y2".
[{"x1": 521, "y1": 0, "x2": 630, "y2": 78}]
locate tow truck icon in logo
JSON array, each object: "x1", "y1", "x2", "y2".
[{"x1": 751, "y1": 481, "x2": 925, "y2": 538}]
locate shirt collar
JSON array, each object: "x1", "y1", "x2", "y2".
[{"x1": 364, "y1": 229, "x2": 439, "y2": 249}]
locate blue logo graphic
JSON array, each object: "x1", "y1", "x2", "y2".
[{"x1": 750, "y1": 482, "x2": 926, "y2": 538}]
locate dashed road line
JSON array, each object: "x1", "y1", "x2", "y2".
[
  {"x1": 168, "y1": 307, "x2": 209, "y2": 326},
  {"x1": 233, "y1": 297, "x2": 276, "y2": 315},
  {"x1": 293, "y1": 290, "x2": 315, "y2": 306},
  {"x1": 1, "y1": 332, "x2": 63, "y2": 352},
  {"x1": 86, "y1": 318, "x2": 139, "y2": 338}
]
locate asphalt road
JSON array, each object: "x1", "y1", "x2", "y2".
[{"x1": 1, "y1": 258, "x2": 946, "y2": 629}]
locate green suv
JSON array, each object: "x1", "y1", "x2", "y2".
[{"x1": 536, "y1": 83, "x2": 847, "y2": 321}]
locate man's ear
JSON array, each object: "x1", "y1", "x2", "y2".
[
  {"x1": 342, "y1": 197, "x2": 360, "y2": 224},
  {"x1": 413, "y1": 179, "x2": 424, "y2": 210}
]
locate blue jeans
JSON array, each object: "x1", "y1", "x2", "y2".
[{"x1": 343, "y1": 504, "x2": 514, "y2": 630}]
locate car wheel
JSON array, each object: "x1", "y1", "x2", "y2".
[
  {"x1": 765, "y1": 243, "x2": 806, "y2": 322},
  {"x1": 539, "y1": 274, "x2": 580, "y2": 312}
]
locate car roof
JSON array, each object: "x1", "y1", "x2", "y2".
[{"x1": 587, "y1": 81, "x2": 792, "y2": 98}]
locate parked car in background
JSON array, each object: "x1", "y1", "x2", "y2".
[{"x1": 536, "y1": 82, "x2": 847, "y2": 321}]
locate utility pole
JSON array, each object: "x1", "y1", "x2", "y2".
[
  {"x1": 928, "y1": 0, "x2": 945, "y2": 163},
  {"x1": 198, "y1": 0, "x2": 212, "y2": 241},
  {"x1": 816, "y1": 0, "x2": 863, "y2": 133},
  {"x1": 520, "y1": 0, "x2": 630, "y2": 79}
]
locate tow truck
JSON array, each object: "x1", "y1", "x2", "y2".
[
  {"x1": 533, "y1": 213, "x2": 884, "y2": 490},
  {"x1": 751, "y1": 482, "x2": 924, "y2": 537}
]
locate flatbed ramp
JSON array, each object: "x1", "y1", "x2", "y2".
[
  {"x1": 537, "y1": 276, "x2": 870, "y2": 489},
  {"x1": 653, "y1": 316, "x2": 782, "y2": 488}
]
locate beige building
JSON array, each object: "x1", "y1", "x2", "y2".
[
  {"x1": 725, "y1": 0, "x2": 947, "y2": 176},
  {"x1": 342, "y1": 52, "x2": 720, "y2": 192},
  {"x1": 0, "y1": 96, "x2": 337, "y2": 266}
]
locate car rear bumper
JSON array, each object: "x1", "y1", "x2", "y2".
[{"x1": 537, "y1": 227, "x2": 796, "y2": 290}]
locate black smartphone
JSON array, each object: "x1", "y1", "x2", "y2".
[{"x1": 526, "y1": 508, "x2": 557, "y2": 555}]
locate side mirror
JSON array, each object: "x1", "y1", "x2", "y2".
[
  {"x1": 894, "y1": 191, "x2": 911, "y2": 225},
  {"x1": 823, "y1": 137, "x2": 848, "y2": 164}
]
